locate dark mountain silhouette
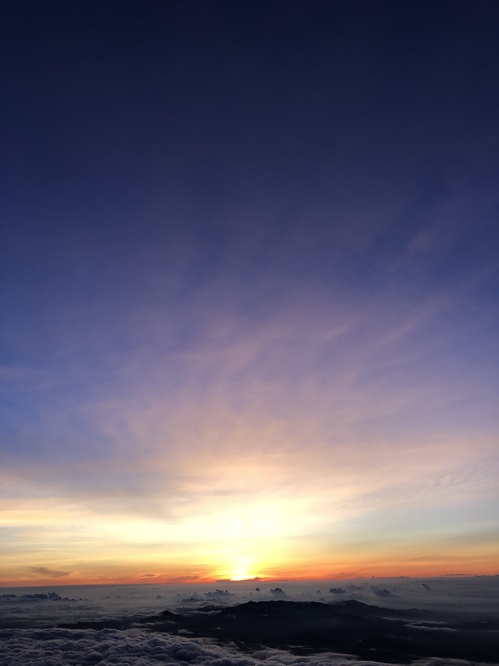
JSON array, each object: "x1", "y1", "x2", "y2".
[{"x1": 58, "y1": 599, "x2": 499, "y2": 664}]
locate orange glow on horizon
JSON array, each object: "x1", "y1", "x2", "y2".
[{"x1": 2, "y1": 556, "x2": 498, "y2": 588}]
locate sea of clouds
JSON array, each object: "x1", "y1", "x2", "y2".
[
  {"x1": 2, "y1": 625, "x2": 493, "y2": 666},
  {"x1": 1, "y1": 577, "x2": 498, "y2": 666},
  {"x1": 1, "y1": 626, "x2": 344, "y2": 666}
]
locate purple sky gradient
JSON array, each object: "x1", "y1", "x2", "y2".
[{"x1": 1, "y1": 0, "x2": 498, "y2": 585}]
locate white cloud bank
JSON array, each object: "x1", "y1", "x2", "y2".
[{"x1": 0, "y1": 626, "x2": 491, "y2": 666}]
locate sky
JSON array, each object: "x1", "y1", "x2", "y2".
[{"x1": 1, "y1": 0, "x2": 498, "y2": 587}]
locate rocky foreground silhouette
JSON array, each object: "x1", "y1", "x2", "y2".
[{"x1": 59, "y1": 599, "x2": 499, "y2": 664}]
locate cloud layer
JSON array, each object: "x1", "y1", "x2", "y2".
[{"x1": 0, "y1": 626, "x2": 494, "y2": 666}]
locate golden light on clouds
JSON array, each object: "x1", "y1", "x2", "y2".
[{"x1": 1, "y1": 428, "x2": 498, "y2": 586}]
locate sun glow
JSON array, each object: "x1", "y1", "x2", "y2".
[{"x1": 217, "y1": 556, "x2": 259, "y2": 582}]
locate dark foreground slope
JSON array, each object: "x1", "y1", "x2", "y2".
[{"x1": 61, "y1": 599, "x2": 499, "y2": 664}]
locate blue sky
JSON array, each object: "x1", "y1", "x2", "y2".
[{"x1": 1, "y1": 0, "x2": 498, "y2": 585}]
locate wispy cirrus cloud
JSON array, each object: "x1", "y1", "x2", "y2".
[{"x1": 30, "y1": 566, "x2": 71, "y2": 578}]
